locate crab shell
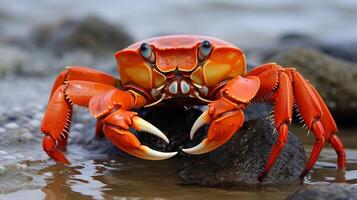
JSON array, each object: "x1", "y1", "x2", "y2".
[{"x1": 114, "y1": 35, "x2": 246, "y2": 100}]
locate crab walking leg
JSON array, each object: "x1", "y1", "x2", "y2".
[
  {"x1": 329, "y1": 135, "x2": 346, "y2": 169},
  {"x1": 41, "y1": 81, "x2": 119, "y2": 163},
  {"x1": 291, "y1": 71, "x2": 327, "y2": 178},
  {"x1": 308, "y1": 83, "x2": 346, "y2": 170},
  {"x1": 48, "y1": 66, "x2": 118, "y2": 138},
  {"x1": 257, "y1": 72, "x2": 293, "y2": 182},
  {"x1": 49, "y1": 66, "x2": 118, "y2": 99}
]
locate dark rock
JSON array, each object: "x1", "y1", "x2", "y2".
[
  {"x1": 266, "y1": 48, "x2": 357, "y2": 125},
  {"x1": 287, "y1": 183, "x2": 357, "y2": 200},
  {"x1": 31, "y1": 16, "x2": 133, "y2": 56},
  {"x1": 178, "y1": 119, "x2": 306, "y2": 186},
  {"x1": 320, "y1": 42, "x2": 357, "y2": 64},
  {"x1": 263, "y1": 33, "x2": 357, "y2": 64}
]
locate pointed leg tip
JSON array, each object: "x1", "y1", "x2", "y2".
[{"x1": 257, "y1": 173, "x2": 266, "y2": 182}]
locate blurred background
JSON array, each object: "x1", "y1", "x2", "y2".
[
  {"x1": 0, "y1": 0, "x2": 357, "y2": 122},
  {"x1": 0, "y1": 1, "x2": 357, "y2": 199}
]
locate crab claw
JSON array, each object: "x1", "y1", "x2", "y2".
[
  {"x1": 131, "y1": 116, "x2": 169, "y2": 143},
  {"x1": 103, "y1": 109, "x2": 176, "y2": 160},
  {"x1": 189, "y1": 111, "x2": 212, "y2": 140},
  {"x1": 183, "y1": 109, "x2": 244, "y2": 155}
]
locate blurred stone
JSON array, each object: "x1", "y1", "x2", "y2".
[
  {"x1": 179, "y1": 118, "x2": 306, "y2": 186},
  {"x1": 4, "y1": 122, "x2": 19, "y2": 130},
  {"x1": 288, "y1": 183, "x2": 357, "y2": 200},
  {"x1": 31, "y1": 16, "x2": 134, "y2": 56},
  {"x1": 266, "y1": 48, "x2": 357, "y2": 125},
  {"x1": 277, "y1": 33, "x2": 357, "y2": 63},
  {"x1": 319, "y1": 42, "x2": 357, "y2": 64}
]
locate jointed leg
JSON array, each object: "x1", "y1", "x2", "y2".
[
  {"x1": 308, "y1": 83, "x2": 346, "y2": 170},
  {"x1": 291, "y1": 70, "x2": 327, "y2": 177},
  {"x1": 41, "y1": 81, "x2": 118, "y2": 163},
  {"x1": 42, "y1": 80, "x2": 176, "y2": 163},
  {"x1": 248, "y1": 64, "x2": 343, "y2": 181},
  {"x1": 329, "y1": 134, "x2": 346, "y2": 169},
  {"x1": 257, "y1": 72, "x2": 293, "y2": 181},
  {"x1": 49, "y1": 66, "x2": 118, "y2": 99}
]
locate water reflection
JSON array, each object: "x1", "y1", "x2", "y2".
[
  {"x1": 33, "y1": 147, "x2": 356, "y2": 200},
  {"x1": 40, "y1": 160, "x2": 110, "y2": 200},
  {"x1": 1, "y1": 129, "x2": 356, "y2": 199}
]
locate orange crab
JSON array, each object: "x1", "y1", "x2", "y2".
[{"x1": 41, "y1": 35, "x2": 346, "y2": 181}]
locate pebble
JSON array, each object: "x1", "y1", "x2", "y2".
[
  {"x1": 21, "y1": 131, "x2": 35, "y2": 140},
  {"x1": 0, "y1": 150, "x2": 8, "y2": 155},
  {"x1": 28, "y1": 119, "x2": 41, "y2": 129},
  {"x1": 3, "y1": 155, "x2": 16, "y2": 160},
  {"x1": 16, "y1": 163, "x2": 28, "y2": 169},
  {"x1": 4, "y1": 122, "x2": 19, "y2": 130},
  {"x1": 34, "y1": 113, "x2": 44, "y2": 120},
  {"x1": 72, "y1": 123, "x2": 84, "y2": 131}
]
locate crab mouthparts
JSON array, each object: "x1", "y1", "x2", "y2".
[{"x1": 166, "y1": 78, "x2": 191, "y2": 96}]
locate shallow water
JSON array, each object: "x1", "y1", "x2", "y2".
[{"x1": 0, "y1": 124, "x2": 356, "y2": 200}]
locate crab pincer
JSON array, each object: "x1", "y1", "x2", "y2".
[
  {"x1": 183, "y1": 76, "x2": 259, "y2": 154},
  {"x1": 88, "y1": 91, "x2": 177, "y2": 160},
  {"x1": 100, "y1": 109, "x2": 176, "y2": 160}
]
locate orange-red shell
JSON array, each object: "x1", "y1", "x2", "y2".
[{"x1": 115, "y1": 35, "x2": 246, "y2": 91}]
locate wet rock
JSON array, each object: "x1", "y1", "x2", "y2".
[
  {"x1": 288, "y1": 183, "x2": 357, "y2": 200},
  {"x1": 31, "y1": 16, "x2": 133, "y2": 56},
  {"x1": 266, "y1": 48, "x2": 357, "y2": 125},
  {"x1": 179, "y1": 118, "x2": 306, "y2": 186},
  {"x1": 129, "y1": 107, "x2": 305, "y2": 185}
]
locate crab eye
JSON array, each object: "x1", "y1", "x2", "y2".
[
  {"x1": 198, "y1": 40, "x2": 212, "y2": 61},
  {"x1": 140, "y1": 43, "x2": 155, "y2": 63}
]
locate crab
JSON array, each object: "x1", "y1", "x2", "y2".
[{"x1": 41, "y1": 35, "x2": 346, "y2": 181}]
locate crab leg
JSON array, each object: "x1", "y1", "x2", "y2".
[
  {"x1": 307, "y1": 82, "x2": 346, "y2": 170},
  {"x1": 257, "y1": 72, "x2": 293, "y2": 181},
  {"x1": 49, "y1": 66, "x2": 118, "y2": 98},
  {"x1": 41, "y1": 81, "x2": 118, "y2": 163},
  {"x1": 291, "y1": 71, "x2": 328, "y2": 177},
  {"x1": 48, "y1": 66, "x2": 118, "y2": 138},
  {"x1": 248, "y1": 63, "x2": 344, "y2": 181},
  {"x1": 42, "y1": 81, "x2": 174, "y2": 163}
]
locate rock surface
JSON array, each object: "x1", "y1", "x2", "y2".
[
  {"x1": 179, "y1": 118, "x2": 306, "y2": 186},
  {"x1": 288, "y1": 183, "x2": 357, "y2": 200},
  {"x1": 0, "y1": 16, "x2": 133, "y2": 78},
  {"x1": 131, "y1": 106, "x2": 305, "y2": 185},
  {"x1": 267, "y1": 48, "x2": 357, "y2": 124},
  {"x1": 31, "y1": 16, "x2": 133, "y2": 56}
]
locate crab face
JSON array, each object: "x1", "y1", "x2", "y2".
[{"x1": 115, "y1": 35, "x2": 246, "y2": 102}]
